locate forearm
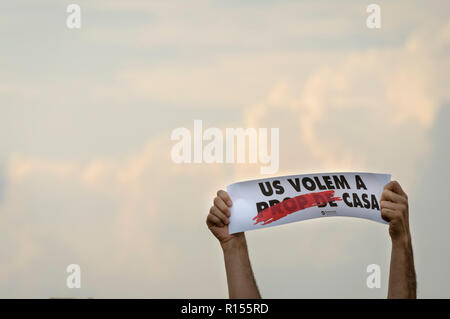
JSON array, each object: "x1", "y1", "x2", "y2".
[
  {"x1": 221, "y1": 235, "x2": 261, "y2": 299},
  {"x1": 388, "y1": 236, "x2": 417, "y2": 298}
]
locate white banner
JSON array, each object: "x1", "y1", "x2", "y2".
[{"x1": 227, "y1": 172, "x2": 391, "y2": 234}]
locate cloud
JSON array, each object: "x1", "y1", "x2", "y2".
[
  {"x1": 236, "y1": 23, "x2": 450, "y2": 192},
  {"x1": 413, "y1": 104, "x2": 450, "y2": 298},
  {"x1": 0, "y1": 0, "x2": 449, "y2": 298},
  {"x1": 1, "y1": 135, "x2": 235, "y2": 297}
]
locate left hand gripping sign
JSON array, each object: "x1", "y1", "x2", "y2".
[{"x1": 227, "y1": 172, "x2": 391, "y2": 234}]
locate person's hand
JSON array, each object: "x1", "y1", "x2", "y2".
[
  {"x1": 380, "y1": 181, "x2": 411, "y2": 243},
  {"x1": 381, "y1": 181, "x2": 417, "y2": 299},
  {"x1": 206, "y1": 190, "x2": 245, "y2": 248}
]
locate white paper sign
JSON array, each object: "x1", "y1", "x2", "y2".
[{"x1": 227, "y1": 172, "x2": 391, "y2": 234}]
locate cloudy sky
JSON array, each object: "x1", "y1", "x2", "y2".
[{"x1": 1, "y1": 0, "x2": 449, "y2": 298}]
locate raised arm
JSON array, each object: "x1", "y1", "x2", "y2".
[
  {"x1": 380, "y1": 181, "x2": 416, "y2": 298},
  {"x1": 206, "y1": 190, "x2": 261, "y2": 299}
]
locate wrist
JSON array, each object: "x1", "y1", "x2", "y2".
[
  {"x1": 221, "y1": 234, "x2": 247, "y2": 253},
  {"x1": 391, "y1": 233, "x2": 412, "y2": 249}
]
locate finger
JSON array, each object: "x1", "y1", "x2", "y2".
[
  {"x1": 210, "y1": 206, "x2": 229, "y2": 225},
  {"x1": 381, "y1": 208, "x2": 397, "y2": 223},
  {"x1": 214, "y1": 196, "x2": 230, "y2": 216},
  {"x1": 385, "y1": 181, "x2": 408, "y2": 199},
  {"x1": 380, "y1": 200, "x2": 405, "y2": 211},
  {"x1": 217, "y1": 190, "x2": 232, "y2": 207},
  {"x1": 381, "y1": 189, "x2": 407, "y2": 204},
  {"x1": 207, "y1": 212, "x2": 224, "y2": 227}
]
